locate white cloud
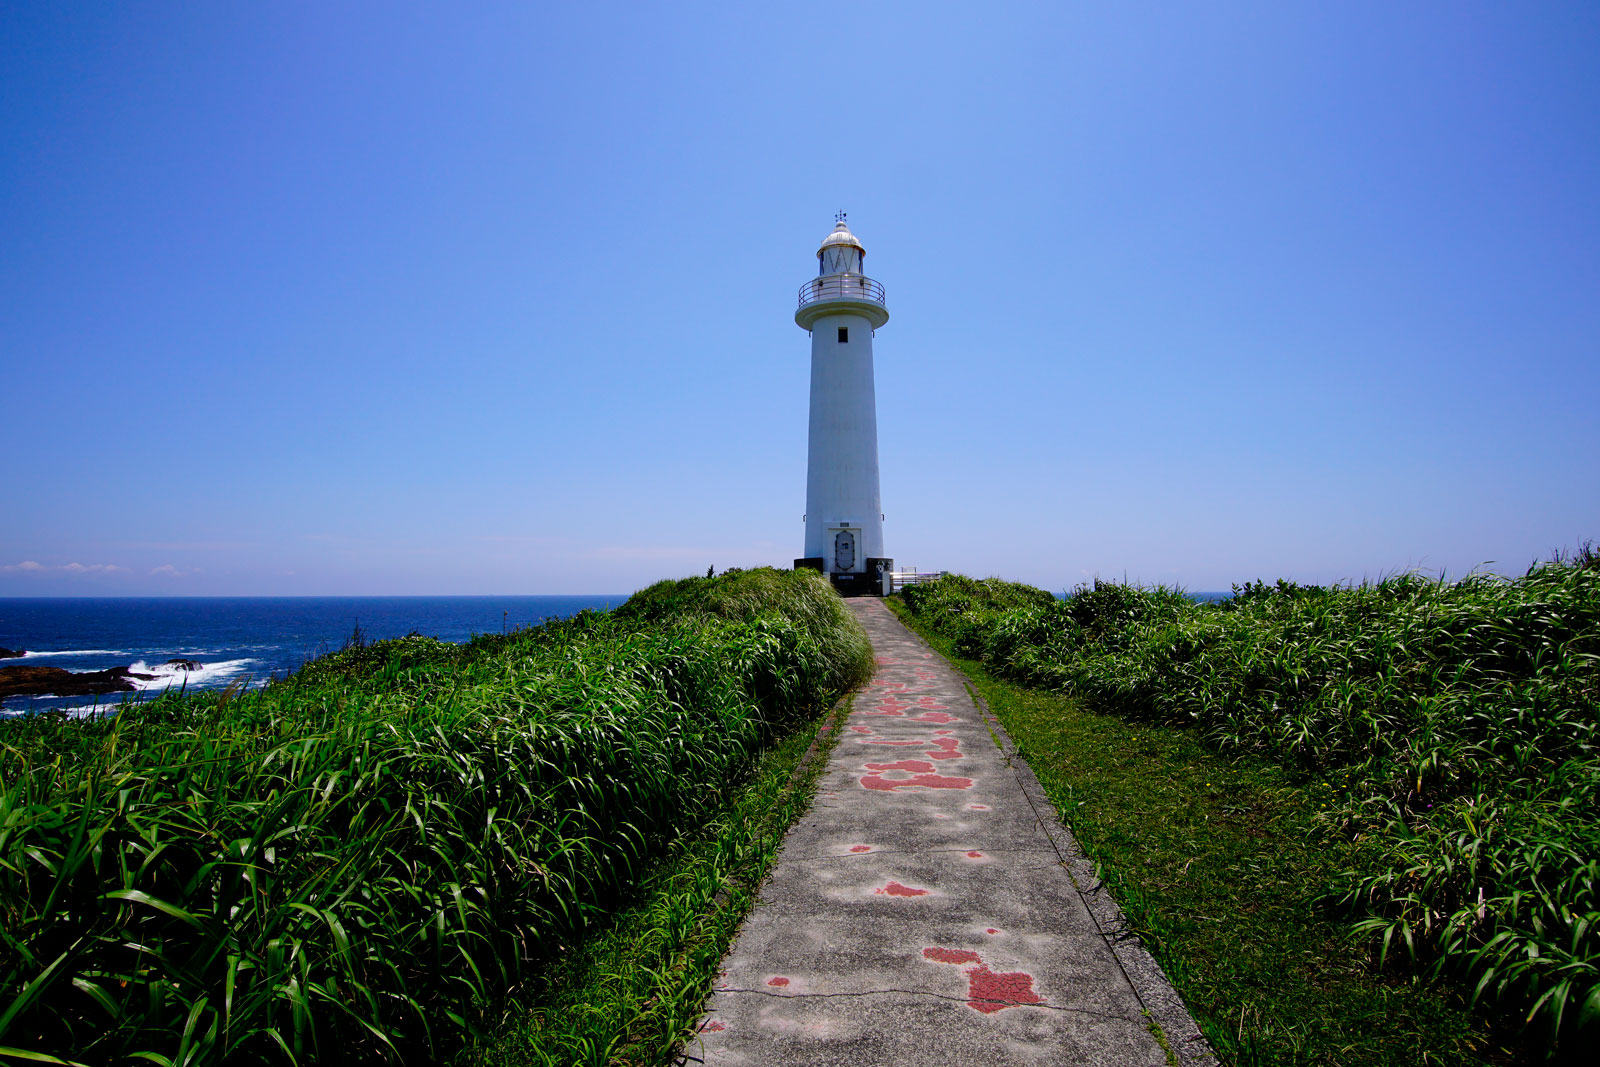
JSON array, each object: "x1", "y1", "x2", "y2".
[
  {"x1": 3, "y1": 560, "x2": 122, "y2": 574},
  {"x1": 148, "y1": 564, "x2": 202, "y2": 578}
]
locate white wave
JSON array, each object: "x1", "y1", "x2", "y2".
[
  {"x1": 1, "y1": 696, "x2": 129, "y2": 719},
  {"x1": 125, "y1": 658, "x2": 260, "y2": 692},
  {"x1": 13, "y1": 649, "x2": 125, "y2": 659}
]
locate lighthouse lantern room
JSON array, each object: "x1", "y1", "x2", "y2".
[{"x1": 794, "y1": 214, "x2": 892, "y2": 595}]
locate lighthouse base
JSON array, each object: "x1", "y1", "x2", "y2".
[{"x1": 793, "y1": 557, "x2": 894, "y2": 597}]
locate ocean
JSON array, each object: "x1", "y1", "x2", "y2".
[{"x1": 0, "y1": 595, "x2": 625, "y2": 716}]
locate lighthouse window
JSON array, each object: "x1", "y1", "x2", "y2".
[{"x1": 837, "y1": 327, "x2": 849, "y2": 343}]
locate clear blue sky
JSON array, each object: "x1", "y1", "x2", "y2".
[{"x1": 3, "y1": 3, "x2": 1596, "y2": 596}]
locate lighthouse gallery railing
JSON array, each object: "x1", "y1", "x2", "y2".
[{"x1": 797, "y1": 274, "x2": 886, "y2": 310}]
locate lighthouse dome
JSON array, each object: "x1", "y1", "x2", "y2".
[{"x1": 817, "y1": 219, "x2": 865, "y2": 275}]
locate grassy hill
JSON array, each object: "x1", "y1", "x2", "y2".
[{"x1": 0, "y1": 568, "x2": 871, "y2": 1066}]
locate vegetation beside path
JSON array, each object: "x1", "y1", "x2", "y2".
[
  {"x1": 892, "y1": 555, "x2": 1599, "y2": 1064},
  {"x1": 0, "y1": 568, "x2": 872, "y2": 1066},
  {"x1": 461, "y1": 689, "x2": 849, "y2": 1067}
]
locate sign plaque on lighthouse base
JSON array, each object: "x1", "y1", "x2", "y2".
[{"x1": 793, "y1": 215, "x2": 893, "y2": 596}]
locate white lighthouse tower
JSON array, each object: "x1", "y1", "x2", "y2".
[{"x1": 794, "y1": 214, "x2": 892, "y2": 595}]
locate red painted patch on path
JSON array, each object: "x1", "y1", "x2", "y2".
[
  {"x1": 703, "y1": 1020, "x2": 726, "y2": 1032},
  {"x1": 767, "y1": 976, "x2": 790, "y2": 987},
  {"x1": 859, "y1": 758, "x2": 974, "y2": 792},
  {"x1": 966, "y1": 964, "x2": 1044, "y2": 1013},
  {"x1": 867, "y1": 758, "x2": 937, "y2": 772},
  {"x1": 860, "y1": 772, "x2": 974, "y2": 791},
  {"x1": 966, "y1": 851, "x2": 985, "y2": 859},
  {"x1": 849, "y1": 844, "x2": 873, "y2": 853},
  {"x1": 855, "y1": 735, "x2": 965, "y2": 760},
  {"x1": 922, "y1": 947, "x2": 1046, "y2": 1013},
  {"x1": 875, "y1": 881, "x2": 930, "y2": 897}
]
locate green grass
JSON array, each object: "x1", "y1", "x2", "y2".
[
  {"x1": 0, "y1": 567, "x2": 872, "y2": 1066},
  {"x1": 461, "y1": 691, "x2": 850, "y2": 1066},
  {"x1": 891, "y1": 556, "x2": 1600, "y2": 1064}
]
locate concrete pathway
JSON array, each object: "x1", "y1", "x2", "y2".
[{"x1": 687, "y1": 598, "x2": 1213, "y2": 1067}]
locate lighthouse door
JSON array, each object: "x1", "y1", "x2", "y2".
[{"x1": 833, "y1": 530, "x2": 856, "y2": 572}]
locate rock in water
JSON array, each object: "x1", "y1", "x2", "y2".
[
  {"x1": 164, "y1": 659, "x2": 204, "y2": 672},
  {"x1": 0, "y1": 648, "x2": 24, "y2": 659},
  {"x1": 0, "y1": 665, "x2": 148, "y2": 700}
]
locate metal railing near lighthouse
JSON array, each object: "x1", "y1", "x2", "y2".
[
  {"x1": 888, "y1": 569, "x2": 946, "y2": 593},
  {"x1": 797, "y1": 273, "x2": 886, "y2": 310}
]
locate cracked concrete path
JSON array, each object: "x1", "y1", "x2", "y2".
[{"x1": 686, "y1": 598, "x2": 1214, "y2": 1067}]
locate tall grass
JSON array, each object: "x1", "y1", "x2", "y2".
[
  {"x1": 0, "y1": 568, "x2": 871, "y2": 1066},
  {"x1": 901, "y1": 553, "x2": 1599, "y2": 1047},
  {"x1": 463, "y1": 688, "x2": 853, "y2": 1067}
]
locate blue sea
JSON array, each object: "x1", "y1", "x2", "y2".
[{"x1": 0, "y1": 596, "x2": 624, "y2": 717}]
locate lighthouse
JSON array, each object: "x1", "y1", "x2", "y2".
[{"x1": 794, "y1": 214, "x2": 893, "y2": 595}]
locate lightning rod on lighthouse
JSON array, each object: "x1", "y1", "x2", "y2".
[{"x1": 793, "y1": 214, "x2": 893, "y2": 595}]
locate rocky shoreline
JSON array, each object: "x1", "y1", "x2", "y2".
[{"x1": 0, "y1": 659, "x2": 204, "y2": 709}]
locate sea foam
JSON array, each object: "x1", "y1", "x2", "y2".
[{"x1": 125, "y1": 658, "x2": 259, "y2": 692}]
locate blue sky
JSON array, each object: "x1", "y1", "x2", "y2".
[{"x1": 3, "y1": 2, "x2": 1596, "y2": 596}]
